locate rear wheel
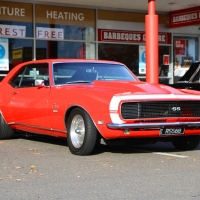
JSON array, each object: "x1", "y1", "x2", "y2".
[
  {"x1": 172, "y1": 136, "x2": 200, "y2": 151},
  {"x1": 0, "y1": 114, "x2": 14, "y2": 139},
  {"x1": 67, "y1": 108, "x2": 97, "y2": 155}
]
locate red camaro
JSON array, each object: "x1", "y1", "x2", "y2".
[{"x1": 1, "y1": 59, "x2": 200, "y2": 155}]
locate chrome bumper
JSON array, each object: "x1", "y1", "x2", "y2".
[{"x1": 107, "y1": 122, "x2": 200, "y2": 129}]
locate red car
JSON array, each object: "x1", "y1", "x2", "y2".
[{"x1": 1, "y1": 59, "x2": 200, "y2": 155}]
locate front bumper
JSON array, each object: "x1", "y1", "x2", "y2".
[{"x1": 107, "y1": 121, "x2": 200, "y2": 129}]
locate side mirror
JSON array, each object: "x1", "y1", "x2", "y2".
[{"x1": 35, "y1": 79, "x2": 45, "y2": 88}]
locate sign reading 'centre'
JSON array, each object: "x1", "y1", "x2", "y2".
[{"x1": 98, "y1": 29, "x2": 171, "y2": 44}]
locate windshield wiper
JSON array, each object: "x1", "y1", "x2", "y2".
[{"x1": 66, "y1": 80, "x2": 92, "y2": 84}]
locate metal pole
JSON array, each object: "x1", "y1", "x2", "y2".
[{"x1": 145, "y1": 0, "x2": 159, "y2": 83}]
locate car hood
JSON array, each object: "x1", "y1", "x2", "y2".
[
  {"x1": 92, "y1": 80, "x2": 183, "y2": 95},
  {"x1": 60, "y1": 80, "x2": 200, "y2": 103}
]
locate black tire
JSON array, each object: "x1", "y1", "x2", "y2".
[
  {"x1": 67, "y1": 108, "x2": 97, "y2": 155},
  {"x1": 172, "y1": 136, "x2": 200, "y2": 151},
  {"x1": 0, "y1": 114, "x2": 14, "y2": 139}
]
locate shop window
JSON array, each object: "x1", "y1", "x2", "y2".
[
  {"x1": 173, "y1": 36, "x2": 199, "y2": 83},
  {"x1": 35, "y1": 24, "x2": 95, "y2": 41},
  {"x1": 36, "y1": 40, "x2": 95, "y2": 59},
  {"x1": 98, "y1": 43, "x2": 139, "y2": 75},
  {"x1": 0, "y1": 20, "x2": 33, "y2": 37},
  {"x1": 0, "y1": 38, "x2": 33, "y2": 80},
  {"x1": 98, "y1": 43, "x2": 171, "y2": 82}
]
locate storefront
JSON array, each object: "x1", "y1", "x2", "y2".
[{"x1": 0, "y1": 1, "x2": 200, "y2": 83}]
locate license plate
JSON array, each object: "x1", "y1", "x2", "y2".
[{"x1": 160, "y1": 127, "x2": 185, "y2": 135}]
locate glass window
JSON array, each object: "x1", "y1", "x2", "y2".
[
  {"x1": 0, "y1": 20, "x2": 33, "y2": 37},
  {"x1": 0, "y1": 38, "x2": 33, "y2": 78},
  {"x1": 53, "y1": 62, "x2": 136, "y2": 85},
  {"x1": 9, "y1": 39, "x2": 33, "y2": 67},
  {"x1": 9, "y1": 63, "x2": 49, "y2": 88},
  {"x1": 35, "y1": 23, "x2": 95, "y2": 41},
  {"x1": 173, "y1": 36, "x2": 199, "y2": 82},
  {"x1": 36, "y1": 40, "x2": 95, "y2": 59},
  {"x1": 98, "y1": 43, "x2": 171, "y2": 80},
  {"x1": 98, "y1": 43, "x2": 139, "y2": 75}
]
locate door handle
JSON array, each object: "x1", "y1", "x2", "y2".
[{"x1": 12, "y1": 92, "x2": 19, "y2": 95}]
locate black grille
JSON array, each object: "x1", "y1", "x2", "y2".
[{"x1": 121, "y1": 101, "x2": 200, "y2": 119}]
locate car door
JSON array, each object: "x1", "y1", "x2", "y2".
[{"x1": 8, "y1": 63, "x2": 51, "y2": 131}]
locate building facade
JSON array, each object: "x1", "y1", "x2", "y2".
[{"x1": 0, "y1": 1, "x2": 199, "y2": 83}]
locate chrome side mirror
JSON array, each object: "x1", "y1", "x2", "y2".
[{"x1": 35, "y1": 79, "x2": 45, "y2": 88}]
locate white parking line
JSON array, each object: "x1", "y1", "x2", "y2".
[
  {"x1": 125, "y1": 148, "x2": 189, "y2": 158},
  {"x1": 152, "y1": 152, "x2": 188, "y2": 158}
]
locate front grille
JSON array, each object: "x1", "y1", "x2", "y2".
[{"x1": 121, "y1": 101, "x2": 200, "y2": 119}]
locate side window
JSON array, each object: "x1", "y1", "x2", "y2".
[{"x1": 9, "y1": 63, "x2": 49, "y2": 88}]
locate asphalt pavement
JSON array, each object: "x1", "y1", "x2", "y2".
[{"x1": 1, "y1": 133, "x2": 200, "y2": 200}]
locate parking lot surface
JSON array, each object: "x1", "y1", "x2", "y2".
[{"x1": 1, "y1": 133, "x2": 200, "y2": 200}]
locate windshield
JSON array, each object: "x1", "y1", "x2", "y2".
[{"x1": 53, "y1": 62, "x2": 137, "y2": 85}]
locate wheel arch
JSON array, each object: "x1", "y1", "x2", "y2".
[{"x1": 64, "y1": 105, "x2": 103, "y2": 138}]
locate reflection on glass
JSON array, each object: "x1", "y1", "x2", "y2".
[
  {"x1": 36, "y1": 40, "x2": 95, "y2": 59},
  {"x1": 173, "y1": 36, "x2": 199, "y2": 83},
  {"x1": 98, "y1": 43, "x2": 139, "y2": 75}
]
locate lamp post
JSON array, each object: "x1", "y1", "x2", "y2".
[{"x1": 145, "y1": 0, "x2": 158, "y2": 83}]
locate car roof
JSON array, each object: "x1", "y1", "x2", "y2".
[{"x1": 21, "y1": 59, "x2": 124, "y2": 65}]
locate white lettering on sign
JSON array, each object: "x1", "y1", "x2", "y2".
[
  {"x1": 103, "y1": 32, "x2": 141, "y2": 41},
  {"x1": 0, "y1": 6, "x2": 25, "y2": 17},
  {"x1": 158, "y1": 35, "x2": 166, "y2": 42},
  {"x1": 0, "y1": 25, "x2": 26, "y2": 37},
  {"x1": 36, "y1": 27, "x2": 64, "y2": 39},
  {"x1": 102, "y1": 31, "x2": 167, "y2": 43},
  {"x1": 175, "y1": 41, "x2": 184, "y2": 48},
  {"x1": 46, "y1": 10, "x2": 84, "y2": 21},
  {"x1": 173, "y1": 12, "x2": 198, "y2": 23}
]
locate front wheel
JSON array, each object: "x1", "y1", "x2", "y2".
[
  {"x1": 67, "y1": 108, "x2": 97, "y2": 155},
  {"x1": 172, "y1": 136, "x2": 200, "y2": 151}
]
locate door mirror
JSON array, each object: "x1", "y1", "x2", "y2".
[{"x1": 35, "y1": 79, "x2": 45, "y2": 88}]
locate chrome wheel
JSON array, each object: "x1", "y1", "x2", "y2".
[
  {"x1": 67, "y1": 108, "x2": 97, "y2": 155},
  {"x1": 70, "y1": 114, "x2": 85, "y2": 148}
]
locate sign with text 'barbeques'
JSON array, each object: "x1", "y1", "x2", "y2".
[
  {"x1": 98, "y1": 29, "x2": 171, "y2": 44},
  {"x1": 169, "y1": 6, "x2": 200, "y2": 28}
]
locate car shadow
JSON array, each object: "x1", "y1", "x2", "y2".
[
  {"x1": 11, "y1": 132, "x2": 200, "y2": 155},
  {"x1": 93, "y1": 142, "x2": 200, "y2": 155},
  {"x1": 13, "y1": 131, "x2": 67, "y2": 147}
]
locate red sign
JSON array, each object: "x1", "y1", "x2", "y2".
[
  {"x1": 98, "y1": 29, "x2": 171, "y2": 44},
  {"x1": 169, "y1": 6, "x2": 200, "y2": 28},
  {"x1": 175, "y1": 40, "x2": 186, "y2": 56},
  {"x1": 163, "y1": 55, "x2": 169, "y2": 65}
]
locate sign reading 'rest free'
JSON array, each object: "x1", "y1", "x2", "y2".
[{"x1": 169, "y1": 6, "x2": 200, "y2": 28}]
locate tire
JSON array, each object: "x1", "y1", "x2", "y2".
[
  {"x1": 67, "y1": 108, "x2": 97, "y2": 155},
  {"x1": 172, "y1": 136, "x2": 200, "y2": 151},
  {"x1": 0, "y1": 113, "x2": 14, "y2": 139}
]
